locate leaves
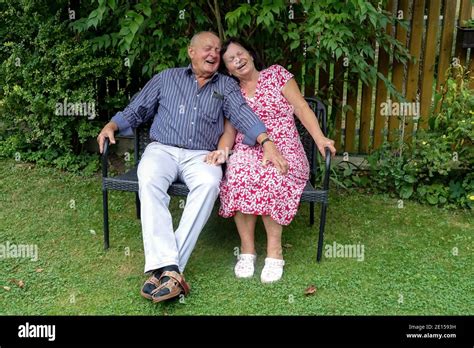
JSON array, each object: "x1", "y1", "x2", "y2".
[
  {"x1": 400, "y1": 185, "x2": 413, "y2": 199},
  {"x1": 10, "y1": 279, "x2": 25, "y2": 289},
  {"x1": 67, "y1": 0, "x2": 412, "y2": 104},
  {"x1": 0, "y1": 1, "x2": 123, "y2": 173},
  {"x1": 304, "y1": 285, "x2": 317, "y2": 296},
  {"x1": 107, "y1": 0, "x2": 117, "y2": 11}
]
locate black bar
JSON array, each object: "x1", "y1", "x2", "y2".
[{"x1": 0, "y1": 316, "x2": 471, "y2": 346}]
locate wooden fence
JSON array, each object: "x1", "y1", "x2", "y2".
[{"x1": 301, "y1": 0, "x2": 473, "y2": 155}]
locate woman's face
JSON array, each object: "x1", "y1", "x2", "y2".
[{"x1": 222, "y1": 43, "x2": 255, "y2": 79}]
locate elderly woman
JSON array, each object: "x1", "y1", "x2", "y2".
[{"x1": 206, "y1": 38, "x2": 336, "y2": 283}]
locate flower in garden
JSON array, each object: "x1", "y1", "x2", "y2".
[{"x1": 469, "y1": 195, "x2": 474, "y2": 201}]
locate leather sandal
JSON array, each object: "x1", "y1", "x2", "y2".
[
  {"x1": 151, "y1": 271, "x2": 190, "y2": 303},
  {"x1": 140, "y1": 274, "x2": 162, "y2": 300}
]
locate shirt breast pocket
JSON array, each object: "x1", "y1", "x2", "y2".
[{"x1": 201, "y1": 98, "x2": 223, "y2": 123}]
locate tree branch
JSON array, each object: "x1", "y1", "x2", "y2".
[{"x1": 213, "y1": 0, "x2": 225, "y2": 41}]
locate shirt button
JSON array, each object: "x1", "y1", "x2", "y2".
[
  {"x1": 189, "y1": 139, "x2": 192, "y2": 142},
  {"x1": 191, "y1": 122, "x2": 194, "y2": 125},
  {"x1": 197, "y1": 94, "x2": 200, "y2": 97},
  {"x1": 193, "y1": 107, "x2": 197, "y2": 110}
]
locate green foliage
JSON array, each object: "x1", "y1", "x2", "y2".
[
  {"x1": 75, "y1": 0, "x2": 410, "y2": 97},
  {"x1": 0, "y1": 0, "x2": 128, "y2": 174},
  {"x1": 462, "y1": 19, "x2": 474, "y2": 28},
  {"x1": 327, "y1": 161, "x2": 371, "y2": 190},
  {"x1": 70, "y1": 0, "x2": 213, "y2": 77},
  {"x1": 365, "y1": 65, "x2": 473, "y2": 208},
  {"x1": 224, "y1": 0, "x2": 410, "y2": 101}
]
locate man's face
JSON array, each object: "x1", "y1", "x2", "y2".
[{"x1": 188, "y1": 33, "x2": 221, "y2": 77}]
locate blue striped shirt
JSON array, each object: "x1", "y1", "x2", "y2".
[{"x1": 111, "y1": 65, "x2": 266, "y2": 150}]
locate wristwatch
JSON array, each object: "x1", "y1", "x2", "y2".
[{"x1": 260, "y1": 137, "x2": 273, "y2": 147}]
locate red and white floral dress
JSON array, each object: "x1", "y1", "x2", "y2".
[{"x1": 219, "y1": 64, "x2": 310, "y2": 225}]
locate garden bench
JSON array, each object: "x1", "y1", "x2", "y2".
[{"x1": 101, "y1": 97, "x2": 332, "y2": 261}]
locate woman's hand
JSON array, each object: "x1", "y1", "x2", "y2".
[
  {"x1": 262, "y1": 141, "x2": 289, "y2": 175},
  {"x1": 204, "y1": 149, "x2": 227, "y2": 165},
  {"x1": 315, "y1": 137, "x2": 336, "y2": 159}
]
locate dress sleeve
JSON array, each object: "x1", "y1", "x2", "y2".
[{"x1": 270, "y1": 64, "x2": 294, "y2": 90}]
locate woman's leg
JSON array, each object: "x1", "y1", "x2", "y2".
[
  {"x1": 261, "y1": 215, "x2": 283, "y2": 259},
  {"x1": 233, "y1": 212, "x2": 258, "y2": 278},
  {"x1": 261, "y1": 215, "x2": 285, "y2": 283},
  {"x1": 234, "y1": 211, "x2": 258, "y2": 254}
]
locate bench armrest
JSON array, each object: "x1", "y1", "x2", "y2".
[
  {"x1": 323, "y1": 147, "x2": 331, "y2": 191},
  {"x1": 101, "y1": 137, "x2": 110, "y2": 178},
  {"x1": 304, "y1": 97, "x2": 331, "y2": 191}
]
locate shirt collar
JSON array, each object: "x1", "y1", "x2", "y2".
[{"x1": 186, "y1": 64, "x2": 219, "y2": 83}]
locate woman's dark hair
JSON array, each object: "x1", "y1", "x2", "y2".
[{"x1": 219, "y1": 37, "x2": 265, "y2": 75}]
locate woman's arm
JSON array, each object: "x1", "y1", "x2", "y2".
[
  {"x1": 205, "y1": 118, "x2": 237, "y2": 165},
  {"x1": 282, "y1": 78, "x2": 336, "y2": 158}
]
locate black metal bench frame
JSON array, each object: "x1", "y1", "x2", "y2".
[{"x1": 101, "y1": 97, "x2": 331, "y2": 261}]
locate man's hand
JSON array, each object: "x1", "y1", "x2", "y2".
[
  {"x1": 97, "y1": 122, "x2": 119, "y2": 154},
  {"x1": 204, "y1": 149, "x2": 227, "y2": 165},
  {"x1": 262, "y1": 141, "x2": 288, "y2": 175},
  {"x1": 315, "y1": 137, "x2": 336, "y2": 159}
]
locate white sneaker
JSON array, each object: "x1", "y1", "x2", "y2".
[
  {"x1": 260, "y1": 258, "x2": 285, "y2": 283},
  {"x1": 234, "y1": 254, "x2": 257, "y2": 278}
]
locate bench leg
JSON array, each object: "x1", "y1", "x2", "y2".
[
  {"x1": 309, "y1": 202, "x2": 315, "y2": 225},
  {"x1": 135, "y1": 192, "x2": 141, "y2": 219},
  {"x1": 317, "y1": 202, "x2": 328, "y2": 262},
  {"x1": 102, "y1": 189, "x2": 110, "y2": 250}
]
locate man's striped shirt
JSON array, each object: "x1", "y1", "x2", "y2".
[{"x1": 111, "y1": 65, "x2": 266, "y2": 150}]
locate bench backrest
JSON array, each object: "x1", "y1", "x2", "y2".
[{"x1": 134, "y1": 97, "x2": 327, "y2": 179}]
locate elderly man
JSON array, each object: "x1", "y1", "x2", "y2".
[{"x1": 97, "y1": 31, "x2": 288, "y2": 303}]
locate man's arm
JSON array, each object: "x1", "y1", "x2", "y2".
[
  {"x1": 97, "y1": 73, "x2": 162, "y2": 153},
  {"x1": 222, "y1": 78, "x2": 266, "y2": 145},
  {"x1": 223, "y1": 78, "x2": 288, "y2": 174}
]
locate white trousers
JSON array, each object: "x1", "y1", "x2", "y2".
[{"x1": 137, "y1": 142, "x2": 222, "y2": 273}]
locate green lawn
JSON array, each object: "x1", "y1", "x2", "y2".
[{"x1": 0, "y1": 159, "x2": 472, "y2": 315}]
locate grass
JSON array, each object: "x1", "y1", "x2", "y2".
[{"x1": 0, "y1": 159, "x2": 472, "y2": 315}]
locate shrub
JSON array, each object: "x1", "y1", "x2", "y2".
[
  {"x1": 0, "y1": 0, "x2": 128, "y2": 174},
  {"x1": 366, "y1": 65, "x2": 473, "y2": 208}
]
